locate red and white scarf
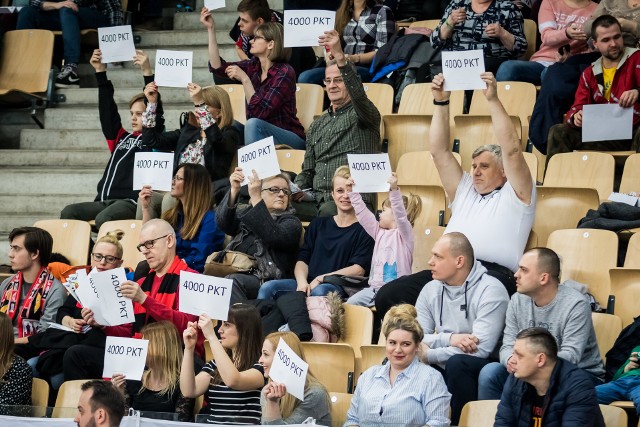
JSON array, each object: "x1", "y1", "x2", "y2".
[{"x1": 0, "y1": 267, "x2": 55, "y2": 338}]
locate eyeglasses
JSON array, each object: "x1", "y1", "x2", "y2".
[
  {"x1": 172, "y1": 175, "x2": 184, "y2": 182},
  {"x1": 322, "y1": 77, "x2": 344, "y2": 85},
  {"x1": 253, "y1": 35, "x2": 268, "y2": 41},
  {"x1": 136, "y1": 234, "x2": 170, "y2": 252},
  {"x1": 261, "y1": 187, "x2": 292, "y2": 196},
  {"x1": 92, "y1": 253, "x2": 121, "y2": 264}
]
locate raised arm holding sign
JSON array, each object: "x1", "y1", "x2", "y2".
[
  {"x1": 133, "y1": 152, "x2": 174, "y2": 191},
  {"x1": 178, "y1": 271, "x2": 232, "y2": 320},
  {"x1": 103, "y1": 336, "x2": 149, "y2": 380},
  {"x1": 442, "y1": 50, "x2": 486, "y2": 91},
  {"x1": 154, "y1": 49, "x2": 193, "y2": 88}
]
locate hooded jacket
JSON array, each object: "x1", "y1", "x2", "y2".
[{"x1": 416, "y1": 260, "x2": 510, "y2": 368}]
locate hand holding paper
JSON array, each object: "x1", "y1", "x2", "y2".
[
  {"x1": 263, "y1": 382, "x2": 288, "y2": 402},
  {"x1": 480, "y1": 72, "x2": 498, "y2": 101},
  {"x1": 183, "y1": 321, "x2": 199, "y2": 351},
  {"x1": 143, "y1": 81, "x2": 159, "y2": 104},
  {"x1": 120, "y1": 280, "x2": 147, "y2": 304},
  {"x1": 431, "y1": 73, "x2": 450, "y2": 102},
  {"x1": 90, "y1": 49, "x2": 107, "y2": 73},
  {"x1": 197, "y1": 314, "x2": 216, "y2": 340}
]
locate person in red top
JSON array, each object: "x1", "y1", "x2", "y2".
[
  {"x1": 545, "y1": 15, "x2": 640, "y2": 171},
  {"x1": 63, "y1": 219, "x2": 202, "y2": 381}
]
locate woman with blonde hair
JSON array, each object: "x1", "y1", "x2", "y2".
[
  {"x1": 345, "y1": 304, "x2": 451, "y2": 426},
  {"x1": 259, "y1": 331, "x2": 331, "y2": 425},
  {"x1": 0, "y1": 312, "x2": 32, "y2": 405},
  {"x1": 112, "y1": 321, "x2": 194, "y2": 421}
]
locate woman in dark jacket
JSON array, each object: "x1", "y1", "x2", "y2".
[{"x1": 215, "y1": 167, "x2": 302, "y2": 304}]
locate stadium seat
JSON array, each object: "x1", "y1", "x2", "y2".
[
  {"x1": 362, "y1": 82, "x2": 394, "y2": 116},
  {"x1": 532, "y1": 186, "x2": 600, "y2": 246},
  {"x1": 544, "y1": 152, "x2": 615, "y2": 202},
  {"x1": 609, "y1": 268, "x2": 640, "y2": 327},
  {"x1": 329, "y1": 392, "x2": 353, "y2": 427},
  {"x1": 97, "y1": 220, "x2": 145, "y2": 270},
  {"x1": 599, "y1": 404, "x2": 627, "y2": 427},
  {"x1": 32, "y1": 377, "x2": 49, "y2": 408},
  {"x1": 276, "y1": 149, "x2": 305, "y2": 174},
  {"x1": 295, "y1": 83, "x2": 324, "y2": 131},
  {"x1": 459, "y1": 400, "x2": 499, "y2": 427},
  {"x1": 54, "y1": 379, "x2": 89, "y2": 418},
  {"x1": 412, "y1": 225, "x2": 446, "y2": 273},
  {"x1": 383, "y1": 114, "x2": 432, "y2": 170},
  {"x1": 398, "y1": 83, "x2": 465, "y2": 116},
  {"x1": 33, "y1": 219, "x2": 91, "y2": 266},
  {"x1": 396, "y1": 150, "x2": 462, "y2": 188},
  {"x1": 546, "y1": 228, "x2": 618, "y2": 308},
  {"x1": 523, "y1": 19, "x2": 538, "y2": 61},
  {"x1": 340, "y1": 304, "x2": 374, "y2": 359},
  {"x1": 522, "y1": 152, "x2": 538, "y2": 182},
  {"x1": 408, "y1": 19, "x2": 441, "y2": 29},
  {"x1": 625, "y1": 232, "x2": 640, "y2": 268},
  {"x1": 301, "y1": 342, "x2": 355, "y2": 393},
  {"x1": 592, "y1": 313, "x2": 623, "y2": 362},
  {"x1": 0, "y1": 29, "x2": 55, "y2": 127},
  {"x1": 218, "y1": 84, "x2": 246, "y2": 124},
  {"x1": 355, "y1": 344, "x2": 386, "y2": 385},
  {"x1": 619, "y1": 153, "x2": 640, "y2": 195}
]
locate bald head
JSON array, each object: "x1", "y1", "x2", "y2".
[
  {"x1": 139, "y1": 219, "x2": 176, "y2": 274},
  {"x1": 528, "y1": 248, "x2": 561, "y2": 283},
  {"x1": 142, "y1": 218, "x2": 175, "y2": 237},
  {"x1": 443, "y1": 232, "x2": 475, "y2": 264}
]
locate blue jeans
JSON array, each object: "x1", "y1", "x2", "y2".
[
  {"x1": 478, "y1": 362, "x2": 510, "y2": 400},
  {"x1": 17, "y1": 5, "x2": 109, "y2": 64},
  {"x1": 28, "y1": 355, "x2": 65, "y2": 390},
  {"x1": 495, "y1": 60, "x2": 548, "y2": 85},
  {"x1": 257, "y1": 279, "x2": 347, "y2": 300},
  {"x1": 596, "y1": 376, "x2": 640, "y2": 414},
  {"x1": 244, "y1": 118, "x2": 305, "y2": 149},
  {"x1": 298, "y1": 65, "x2": 372, "y2": 85}
]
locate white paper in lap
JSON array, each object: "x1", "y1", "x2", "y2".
[{"x1": 582, "y1": 104, "x2": 633, "y2": 142}]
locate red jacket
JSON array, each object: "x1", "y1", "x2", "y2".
[{"x1": 566, "y1": 47, "x2": 640, "y2": 128}]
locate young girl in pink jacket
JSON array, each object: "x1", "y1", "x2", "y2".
[{"x1": 346, "y1": 173, "x2": 422, "y2": 307}]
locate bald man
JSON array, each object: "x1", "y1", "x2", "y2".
[{"x1": 63, "y1": 219, "x2": 201, "y2": 380}]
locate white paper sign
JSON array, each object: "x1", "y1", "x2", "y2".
[
  {"x1": 133, "y1": 152, "x2": 174, "y2": 191},
  {"x1": 204, "y1": 0, "x2": 225, "y2": 9},
  {"x1": 442, "y1": 50, "x2": 486, "y2": 91},
  {"x1": 74, "y1": 269, "x2": 109, "y2": 325},
  {"x1": 98, "y1": 25, "x2": 136, "y2": 63},
  {"x1": 178, "y1": 271, "x2": 233, "y2": 321},
  {"x1": 283, "y1": 10, "x2": 336, "y2": 47},
  {"x1": 154, "y1": 50, "x2": 193, "y2": 88},
  {"x1": 347, "y1": 153, "x2": 392, "y2": 193},
  {"x1": 103, "y1": 336, "x2": 149, "y2": 380},
  {"x1": 74, "y1": 268, "x2": 135, "y2": 327},
  {"x1": 608, "y1": 192, "x2": 640, "y2": 206},
  {"x1": 268, "y1": 338, "x2": 309, "y2": 401},
  {"x1": 237, "y1": 136, "x2": 280, "y2": 185},
  {"x1": 582, "y1": 104, "x2": 633, "y2": 142}
]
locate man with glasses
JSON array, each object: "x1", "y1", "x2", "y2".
[
  {"x1": 0, "y1": 227, "x2": 64, "y2": 343},
  {"x1": 63, "y1": 219, "x2": 202, "y2": 381},
  {"x1": 292, "y1": 29, "x2": 381, "y2": 221}
]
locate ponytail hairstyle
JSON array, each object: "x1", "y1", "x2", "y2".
[
  {"x1": 381, "y1": 193, "x2": 423, "y2": 227},
  {"x1": 95, "y1": 229, "x2": 125, "y2": 259}
]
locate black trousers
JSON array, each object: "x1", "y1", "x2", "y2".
[{"x1": 443, "y1": 354, "x2": 495, "y2": 425}]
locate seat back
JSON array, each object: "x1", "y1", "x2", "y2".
[
  {"x1": 523, "y1": 19, "x2": 538, "y2": 60},
  {"x1": 532, "y1": 186, "x2": 600, "y2": 246},
  {"x1": 619, "y1": 153, "x2": 640, "y2": 194},
  {"x1": 409, "y1": 19, "x2": 441, "y2": 29},
  {"x1": 301, "y1": 342, "x2": 355, "y2": 393},
  {"x1": 592, "y1": 312, "x2": 623, "y2": 362},
  {"x1": 32, "y1": 377, "x2": 50, "y2": 408},
  {"x1": 412, "y1": 225, "x2": 446, "y2": 273},
  {"x1": 295, "y1": 83, "x2": 324, "y2": 131},
  {"x1": 0, "y1": 30, "x2": 54, "y2": 95},
  {"x1": 544, "y1": 152, "x2": 615, "y2": 201},
  {"x1": 355, "y1": 345, "x2": 386, "y2": 384},
  {"x1": 276, "y1": 149, "x2": 305, "y2": 174},
  {"x1": 329, "y1": 392, "x2": 353, "y2": 427},
  {"x1": 97, "y1": 220, "x2": 145, "y2": 270},
  {"x1": 458, "y1": 400, "x2": 500, "y2": 427},
  {"x1": 400, "y1": 185, "x2": 447, "y2": 229},
  {"x1": 469, "y1": 82, "x2": 536, "y2": 130},
  {"x1": 362, "y1": 83, "x2": 394, "y2": 116},
  {"x1": 546, "y1": 228, "x2": 618, "y2": 307},
  {"x1": 383, "y1": 114, "x2": 432, "y2": 170},
  {"x1": 625, "y1": 232, "x2": 640, "y2": 268},
  {"x1": 218, "y1": 84, "x2": 246, "y2": 124},
  {"x1": 453, "y1": 115, "x2": 522, "y2": 173},
  {"x1": 339, "y1": 304, "x2": 373, "y2": 359},
  {"x1": 33, "y1": 219, "x2": 91, "y2": 266},
  {"x1": 609, "y1": 268, "x2": 640, "y2": 327},
  {"x1": 599, "y1": 403, "x2": 627, "y2": 427},
  {"x1": 54, "y1": 379, "x2": 89, "y2": 418},
  {"x1": 396, "y1": 150, "x2": 462, "y2": 188},
  {"x1": 522, "y1": 151, "x2": 538, "y2": 182},
  {"x1": 398, "y1": 83, "x2": 465, "y2": 115}
]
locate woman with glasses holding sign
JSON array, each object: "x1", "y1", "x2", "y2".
[
  {"x1": 139, "y1": 164, "x2": 225, "y2": 273},
  {"x1": 201, "y1": 8, "x2": 305, "y2": 149},
  {"x1": 213, "y1": 167, "x2": 302, "y2": 304},
  {"x1": 258, "y1": 331, "x2": 331, "y2": 425}
]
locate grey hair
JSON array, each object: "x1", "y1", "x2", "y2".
[{"x1": 472, "y1": 144, "x2": 503, "y2": 168}]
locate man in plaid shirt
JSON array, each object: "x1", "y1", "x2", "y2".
[{"x1": 17, "y1": 0, "x2": 123, "y2": 88}]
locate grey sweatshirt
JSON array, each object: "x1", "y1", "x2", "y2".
[
  {"x1": 499, "y1": 282, "x2": 605, "y2": 379},
  {"x1": 416, "y1": 260, "x2": 510, "y2": 368}
]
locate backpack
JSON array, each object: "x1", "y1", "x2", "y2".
[{"x1": 604, "y1": 315, "x2": 640, "y2": 381}]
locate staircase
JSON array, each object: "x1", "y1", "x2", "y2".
[{"x1": 0, "y1": 0, "x2": 283, "y2": 261}]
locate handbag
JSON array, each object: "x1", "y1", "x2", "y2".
[
  {"x1": 204, "y1": 250, "x2": 257, "y2": 277},
  {"x1": 322, "y1": 274, "x2": 370, "y2": 297}
]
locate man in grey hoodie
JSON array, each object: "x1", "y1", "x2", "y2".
[
  {"x1": 478, "y1": 247, "x2": 605, "y2": 401},
  {"x1": 416, "y1": 232, "x2": 510, "y2": 424}
]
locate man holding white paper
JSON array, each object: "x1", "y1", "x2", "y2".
[
  {"x1": 64, "y1": 219, "x2": 201, "y2": 381},
  {"x1": 546, "y1": 15, "x2": 640, "y2": 170}
]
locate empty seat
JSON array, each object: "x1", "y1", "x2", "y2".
[
  {"x1": 609, "y1": 268, "x2": 640, "y2": 327},
  {"x1": 295, "y1": 83, "x2": 324, "y2": 131},
  {"x1": 218, "y1": 84, "x2": 246, "y2": 124},
  {"x1": 398, "y1": 83, "x2": 465, "y2": 115},
  {"x1": 383, "y1": 114, "x2": 432, "y2": 170},
  {"x1": 276, "y1": 149, "x2": 305, "y2": 174},
  {"x1": 355, "y1": 344, "x2": 386, "y2": 384},
  {"x1": 544, "y1": 152, "x2": 615, "y2": 202},
  {"x1": 301, "y1": 342, "x2": 355, "y2": 393},
  {"x1": 329, "y1": 392, "x2": 353, "y2": 427},
  {"x1": 619, "y1": 153, "x2": 640, "y2": 195},
  {"x1": 592, "y1": 312, "x2": 623, "y2": 362},
  {"x1": 362, "y1": 82, "x2": 394, "y2": 116},
  {"x1": 339, "y1": 304, "x2": 374, "y2": 359},
  {"x1": 412, "y1": 225, "x2": 446, "y2": 273},
  {"x1": 33, "y1": 219, "x2": 91, "y2": 266},
  {"x1": 459, "y1": 400, "x2": 499, "y2": 427}
]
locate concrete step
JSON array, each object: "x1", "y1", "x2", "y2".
[
  {"x1": 0, "y1": 194, "x2": 94, "y2": 214},
  {"x1": 135, "y1": 29, "x2": 228, "y2": 48},
  {"x1": 174, "y1": 11, "x2": 240, "y2": 30},
  {"x1": 120, "y1": 46, "x2": 236, "y2": 70},
  {"x1": 0, "y1": 214, "x2": 65, "y2": 234},
  {"x1": 0, "y1": 168, "x2": 103, "y2": 195},
  {"x1": 56, "y1": 87, "x2": 197, "y2": 106},
  {"x1": 44, "y1": 107, "x2": 190, "y2": 130},
  {"x1": 20, "y1": 130, "x2": 107, "y2": 150},
  {"x1": 92, "y1": 67, "x2": 214, "y2": 89},
  {"x1": 0, "y1": 149, "x2": 110, "y2": 167}
]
